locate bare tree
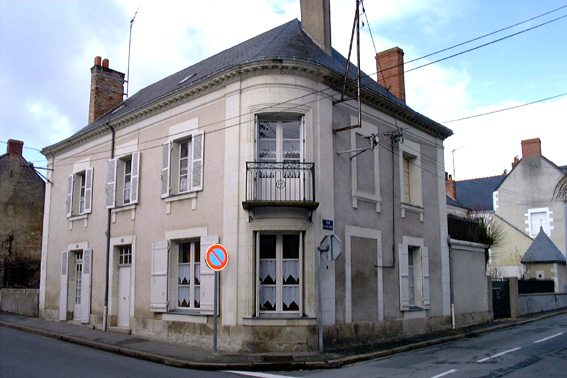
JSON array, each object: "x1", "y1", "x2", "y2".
[{"x1": 553, "y1": 172, "x2": 567, "y2": 202}]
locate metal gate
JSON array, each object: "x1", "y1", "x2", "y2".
[{"x1": 492, "y1": 279, "x2": 510, "y2": 319}]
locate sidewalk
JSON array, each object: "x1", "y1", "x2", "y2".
[{"x1": 1, "y1": 310, "x2": 566, "y2": 371}]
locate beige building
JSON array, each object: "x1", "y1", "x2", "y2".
[{"x1": 40, "y1": 1, "x2": 454, "y2": 352}]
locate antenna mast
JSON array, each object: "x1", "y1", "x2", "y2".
[{"x1": 126, "y1": 5, "x2": 140, "y2": 98}]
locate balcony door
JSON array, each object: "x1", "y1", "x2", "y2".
[{"x1": 256, "y1": 116, "x2": 304, "y2": 202}]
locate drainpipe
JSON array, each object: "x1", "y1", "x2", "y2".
[
  {"x1": 103, "y1": 124, "x2": 115, "y2": 331},
  {"x1": 448, "y1": 236, "x2": 455, "y2": 329}
]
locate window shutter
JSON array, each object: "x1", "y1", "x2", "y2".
[
  {"x1": 106, "y1": 159, "x2": 117, "y2": 209},
  {"x1": 199, "y1": 234, "x2": 218, "y2": 315},
  {"x1": 399, "y1": 244, "x2": 410, "y2": 311},
  {"x1": 421, "y1": 247, "x2": 430, "y2": 309},
  {"x1": 81, "y1": 249, "x2": 92, "y2": 323},
  {"x1": 150, "y1": 240, "x2": 169, "y2": 312},
  {"x1": 160, "y1": 143, "x2": 171, "y2": 198},
  {"x1": 84, "y1": 168, "x2": 94, "y2": 214},
  {"x1": 130, "y1": 151, "x2": 140, "y2": 204},
  {"x1": 59, "y1": 251, "x2": 69, "y2": 320},
  {"x1": 190, "y1": 131, "x2": 204, "y2": 192},
  {"x1": 66, "y1": 174, "x2": 73, "y2": 218}
]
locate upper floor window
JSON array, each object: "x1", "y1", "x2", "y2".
[
  {"x1": 399, "y1": 140, "x2": 423, "y2": 208},
  {"x1": 257, "y1": 115, "x2": 304, "y2": 162},
  {"x1": 106, "y1": 152, "x2": 140, "y2": 209},
  {"x1": 161, "y1": 131, "x2": 204, "y2": 198},
  {"x1": 527, "y1": 207, "x2": 552, "y2": 237},
  {"x1": 67, "y1": 168, "x2": 93, "y2": 217}
]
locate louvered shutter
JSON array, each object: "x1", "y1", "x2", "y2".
[
  {"x1": 190, "y1": 131, "x2": 204, "y2": 192},
  {"x1": 150, "y1": 240, "x2": 168, "y2": 312},
  {"x1": 130, "y1": 151, "x2": 140, "y2": 204},
  {"x1": 160, "y1": 143, "x2": 170, "y2": 198},
  {"x1": 83, "y1": 168, "x2": 94, "y2": 214},
  {"x1": 199, "y1": 235, "x2": 218, "y2": 315},
  {"x1": 421, "y1": 247, "x2": 430, "y2": 309},
  {"x1": 59, "y1": 251, "x2": 69, "y2": 320},
  {"x1": 399, "y1": 244, "x2": 410, "y2": 311},
  {"x1": 66, "y1": 175, "x2": 73, "y2": 217},
  {"x1": 81, "y1": 249, "x2": 92, "y2": 323},
  {"x1": 106, "y1": 159, "x2": 117, "y2": 209}
]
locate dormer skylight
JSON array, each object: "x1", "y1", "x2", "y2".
[{"x1": 178, "y1": 73, "x2": 196, "y2": 85}]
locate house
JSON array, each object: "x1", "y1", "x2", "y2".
[
  {"x1": 0, "y1": 139, "x2": 45, "y2": 288},
  {"x1": 40, "y1": 1, "x2": 454, "y2": 352},
  {"x1": 490, "y1": 138, "x2": 567, "y2": 281}
]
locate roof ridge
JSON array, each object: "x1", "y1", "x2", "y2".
[{"x1": 456, "y1": 174, "x2": 507, "y2": 183}]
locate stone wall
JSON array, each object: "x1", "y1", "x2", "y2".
[{"x1": 0, "y1": 288, "x2": 39, "y2": 317}]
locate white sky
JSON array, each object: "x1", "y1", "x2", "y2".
[{"x1": 1, "y1": 0, "x2": 566, "y2": 180}]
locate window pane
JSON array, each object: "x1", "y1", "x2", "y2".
[
  {"x1": 259, "y1": 260, "x2": 276, "y2": 284},
  {"x1": 178, "y1": 264, "x2": 190, "y2": 285},
  {"x1": 259, "y1": 121, "x2": 277, "y2": 139},
  {"x1": 194, "y1": 285, "x2": 200, "y2": 308},
  {"x1": 124, "y1": 159, "x2": 132, "y2": 175},
  {"x1": 260, "y1": 286, "x2": 276, "y2": 311},
  {"x1": 260, "y1": 235, "x2": 277, "y2": 259},
  {"x1": 282, "y1": 286, "x2": 299, "y2": 311},
  {"x1": 179, "y1": 243, "x2": 191, "y2": 263},
  {"x1": 179, "y1": 176, "x2": 188, "y2": 192},
  {"x1": 194, "y1": 243, "x2": 200, "y2": 262},
  {"x1": 283, "y1": 140, "x2": 300, "y2": 160},
  {"x1": 282, "y1": 234, "x2": 299, "y2": 259},
  {"x1": 258, "y1": 140, "x2": 276, "y2": 160},
  {"x1": 178, "y1": 286, "x2": 190, "y2": 307},
  {"x1": 180, "y1": 141, "x2": 189, "y2": 158},
  {"x1": 282, "y1": 260, "x2": 299, "y2": 285},
  {"x1": 282, "y1": 120, "x2": 300, "y2": 139}
]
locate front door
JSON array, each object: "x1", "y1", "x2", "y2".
[
  {"x1": 117, "y1": 245, "x2": 132, "y2": 327},
  {"x1": 73, "y1": 251, "x2": 83, "y2": 320},
  {"x1": 117, "y1": 266, "x2": 131, "y2": 327}
]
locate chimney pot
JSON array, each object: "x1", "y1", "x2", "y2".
[
  {"x1": 7, "y1": 139, "x2": 23, "y2": 155},
  {"x1": 376, "y1": 47, "x2": 406, "y2": 103},
  {"x1": 102, "y1": 58, "x2": 109, "y2": 68},
  {"x1": 94, "y1": 56, "x2": 102, "y2": 66},
  {"x1": 521, "y1": 138, "x2": 541, "y2": 158}
]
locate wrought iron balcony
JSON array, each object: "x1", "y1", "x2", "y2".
[{"x1": 243, "y1": 162, "x2": 318, "y2": 210}]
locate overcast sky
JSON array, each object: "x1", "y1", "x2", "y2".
[{"x1": 1, "y1": 0, "x2": 566, "y2": 180}]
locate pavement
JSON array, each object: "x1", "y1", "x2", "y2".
[{"x1": 1, "y1": 309, "x2": 566, "y2": 371}]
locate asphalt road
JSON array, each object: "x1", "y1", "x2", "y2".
[
  {"x1": 0, "y1": 326, "x2": 231, "y2": 378},
  {"x1": 258, "y1": 314, "x2": 567, "y2": 378}
]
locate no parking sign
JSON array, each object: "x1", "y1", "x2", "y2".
[{"x1": 205, "y1": 244, "x2": 228, "y2": 271}]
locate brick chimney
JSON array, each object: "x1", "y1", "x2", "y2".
[
  {"x1": 445, "y1": 172, "x2": 457, "y2": 200},
  {"x1": 300, "y1": 0, "x2": 332, "y2": 55},
  {"x1": 521, "y1": 138, "x2": 541, "y2": 158},
  {"x1": 89, "y1": 56, "x2": 125, "y2": 124},
  {"x1": 6, "y1": 139, "x2": 23, "y2": 156},
  {"x1": 376, "y1": 47, "x2": 406, "y2": 103}
]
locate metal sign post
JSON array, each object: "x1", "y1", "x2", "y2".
[{"x1": 205, "y1": 244, "x2": 228, "y2": 354}]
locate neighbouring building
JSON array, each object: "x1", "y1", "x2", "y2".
[
  {"x1": 0, "y1": 139, "x2": 45, "y2": 288},
  {"x1": 40, "y1": 1, "x2": 455, "y2": 352},
  {"x1": 490, "y1": 138, "x2": 567, "y2": 285}
]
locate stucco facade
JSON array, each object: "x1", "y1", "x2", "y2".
[{"x1": 40, "y1": 5, "x2": 453, "y2": 352}]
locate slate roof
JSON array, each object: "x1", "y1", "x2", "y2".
[
  {"x1": 522, "y1": 228, "x2": 566, "y2": 264},
  {"x1": 44, "y1": 19, "x2": 452, "y2": 153},
  {"x1": 453, "y1": 175, "x2": 507, "y2": 212}
]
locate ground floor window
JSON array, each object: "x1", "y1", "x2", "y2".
[
  {"x1": 257, "y1": 232, "x2": 302, "y2": 316},
  {"x1": 176, "y1": 241, "x2": 201, "y2": 309},
  {"x1": 399, "y1": 239, "x2": 430, "y2": 311}
]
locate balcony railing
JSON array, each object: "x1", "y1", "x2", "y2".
[{"x1": 243, "y1": 162, "x2": 318, "y2": 210}]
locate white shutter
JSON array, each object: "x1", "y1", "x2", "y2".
[
  {"x1": 106, "y1": 159, "x2": 117, "y2": 209},
  {"x1": 150, "y1": 240, "x2": 169, "y2": 312},
  {"x1": 199, "y1": 234, "x2": 218, "y2": 315},
  {"x1": 130, "y1": 151, "x2": 140, "y2": 204},
  {"x1": 399, "y1": 244, "x2": 410, "y2": 311},
  {"x1": 421, "y1": 247, "x2": 430, "y2": 309},
  {"x1": 59, "y1": 251, "x2": 69, "y2": 320},
  {"x1": 81, "y1": 249, "x2": 92, "y2": 323},
  {"x1": 160, "y1": 143, "x2": 171, "y2": 198},
  {"x1": 66, "y1": 174, "x2": 73, "y2": 217},
  {"x1": 190, "y1": 131, "x2": 204, "y2": 192},
  {"x1": 84, "y1": 168, "x2": 94, "y2": 214}
]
